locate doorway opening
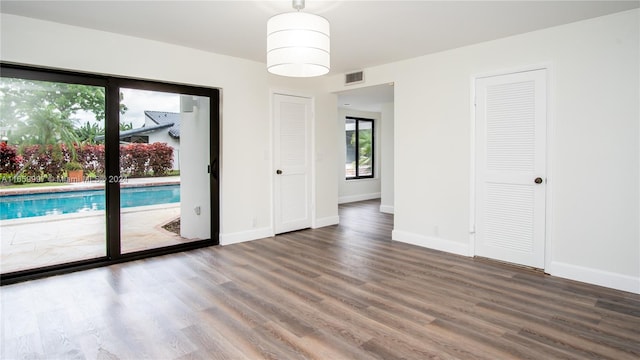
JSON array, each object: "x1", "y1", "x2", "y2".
[{"x1": 336, "y1": 83, "x2": 394, "y2": 214}]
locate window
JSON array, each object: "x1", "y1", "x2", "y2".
[
  {"x1": 122, "y1": 135, "x2": 149, "y2": 143},
  {"x1": 345, "y1": 117, "x2": 374, "y2": 179}
]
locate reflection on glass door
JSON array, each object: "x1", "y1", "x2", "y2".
[
  {"x1": 0, "y1": 77, "x2": 107, "y2": 273},
  {"x1": 118, "y1": 88, "x2": 210, "y2": 253}
]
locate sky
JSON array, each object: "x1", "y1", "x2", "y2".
[
  {"x1": 120, "y1": 88, "x2": 180, "y2": 128},
  {"x1": 74, "y1": 88, "x2": 180, "y2": 128}
]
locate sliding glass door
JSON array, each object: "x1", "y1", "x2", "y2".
[
  {"x1": 0, "y1": 65, "x2": 219, "y2": 282},
  {"x1": 0, "y1": 75, "x2": 107, "y2": 273},
  {"x1": 117, "y1": 88, "x2": 212, "y2": 253}
]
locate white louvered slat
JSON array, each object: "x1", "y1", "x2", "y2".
[
  {"x1": 485, "y1": 183, "x2": 535, "y2": 253},
  {"x1": 280, "y1": 102, "x2": 306, "y2": 167},
  {"x1": 486, "y1": 80, "x2": 536, "y2": 172}
]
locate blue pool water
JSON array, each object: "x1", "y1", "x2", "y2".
[{"x1": 0, "y1": 185, "x2": 180, "y2": 220}]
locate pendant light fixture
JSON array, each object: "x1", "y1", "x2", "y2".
[{"x1": 267, "y1": 0, "x2": 330, "y2": 77}]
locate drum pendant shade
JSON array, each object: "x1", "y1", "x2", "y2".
[{"x1": 267, "y1": 11, "x2": 330, "y2": 77}]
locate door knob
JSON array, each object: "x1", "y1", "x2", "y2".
[
  {"x1": 276, "y1": 169, "x2": 282, "y2": 175},
  {"x1": 534, "y1": 177, "x2": 543, "y2": 184}
]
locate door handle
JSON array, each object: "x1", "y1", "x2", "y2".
[
  {"x1": 276, "y1": 169, "x2": 283, "y2": 175},
  {"x1": 534, "y1": 177, "x2": 543, "y2": 184},
  {"x1": 210, "y1": 159, "x2": 218, "y2": 180}
]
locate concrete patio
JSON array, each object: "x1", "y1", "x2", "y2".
[{"x1": 0, "y1": 177, "x2": 202, "y2": 274}]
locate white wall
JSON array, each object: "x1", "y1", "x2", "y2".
[
  {"x1": 0, "y1": 14, "x2": 339, "y2": 244},
  {"x1": 338, "y1": 108, "x2": 382, "y2": 203},
  {"x1": 266, "y1": 77, "x2": 340, "y2": 230},
  {"x1": 379, "y1": 102, "x2": 395, "y2": 214},
  {"x1": 328, "y1": 9, "x2": 639, "y2": 293},
  {"x1": 310, "y1": 88, "x2": 340, "y2": 228}
]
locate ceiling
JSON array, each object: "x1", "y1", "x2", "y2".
[
  {"x1": 1, "y1": 0, "x2": 637, "y2": 110},
  {"x1": 337, "y1": 83, "x2": 394, "y2": 112}
]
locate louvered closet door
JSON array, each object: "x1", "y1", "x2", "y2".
[
  {"x1": 273, "y1": 94, "x2": 312, "y2": 234},
  {"x1": 475, "y1": 69, "x2": 547, "y2": 269}
]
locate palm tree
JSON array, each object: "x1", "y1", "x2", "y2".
[
  {"x1": 75, "y1": 121, "x2": 105, "y2": 144},
  {"x1": 357, "y1": 129, "x2": 372, "y2": 168},
  {"x1": 14, "y1": 106, "x2": 79, "y2": 147},
  {"x1": 1, "y1": 78, "x2": 105, "y2": 147},
  {"x1": 120, "y1": 121, "x2": 133, "y2": 131}
]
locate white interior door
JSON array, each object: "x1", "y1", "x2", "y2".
[
  {"x1": 475, "y1": 69, "x2": 547, "y2": 269},
  {"x1": 274, "y1": 93, "x2": 312, "y2": 234}
]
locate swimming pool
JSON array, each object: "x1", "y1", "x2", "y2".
[{"x1": 0, "y1": 185, "x2": 180, "y2": 220}]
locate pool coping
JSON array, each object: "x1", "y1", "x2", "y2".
[
  {"x1": 0, "y1": 176, "x2": 180, "y2": 196},
  {"x1": 0, "y1": 202, "x2": 181, "y2": 226}
]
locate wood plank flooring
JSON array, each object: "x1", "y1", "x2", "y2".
[{"x1": 2, "y1": 200, "x2": 639, "y2": 359}]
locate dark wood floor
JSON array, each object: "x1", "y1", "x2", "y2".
[{"x1": 2, "y1": 200, "x2": 639, "y2": 359}]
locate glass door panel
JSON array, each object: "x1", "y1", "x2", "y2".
[
  {"x1": 118, "y1": 88, "x2": 210, "y2": 253},
  {"x1": 357, "y1": 120, "x2": 373, "y2": 177},
  {"x1": 0, "y1": 77, "x2": 107, "y2": 273}
]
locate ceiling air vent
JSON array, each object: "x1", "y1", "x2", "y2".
[{"x1": 345, "y1": 71, "x2": 364, "y2": 85}]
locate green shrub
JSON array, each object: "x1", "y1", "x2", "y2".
[
  {"x1": 65, "y1": 161, "x2": 83, "y2": 171},
  {"x1": 0, "y1": 173, "x2": 14, "y2": 184}
]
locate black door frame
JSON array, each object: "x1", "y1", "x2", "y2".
[{"x1": 0, "y1": 63, "x2": 220, "y2": 284}]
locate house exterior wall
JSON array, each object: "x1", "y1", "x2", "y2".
[
  {"x1": 144, "y1": 117, "x2": 180, "y2": 170},
  {"x1": 179, "y1": 96, "x2": 210, "y2": 240},
  {"x1": 328, "y1": 9, "x2": 639, "y2": 293}
]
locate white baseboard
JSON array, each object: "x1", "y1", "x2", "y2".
[
  {"x1": 219, "y1": 227, "x2": 273, "y2": 246},
  {"x1": 547, "y1": 261, "x2": 640, "y2": 294},
  {"x1": 392, "y1": 230, "x2": 471, "y2": 256},
  {"x1": 338, "y1": 192, "x2": 381, "y2": 204},
  {"x1": 314, "y1": 215, "x2": 339, "y2": 228},
  {"x1": 379, "y1": 205, "x2": 394, "y2": 214}
]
